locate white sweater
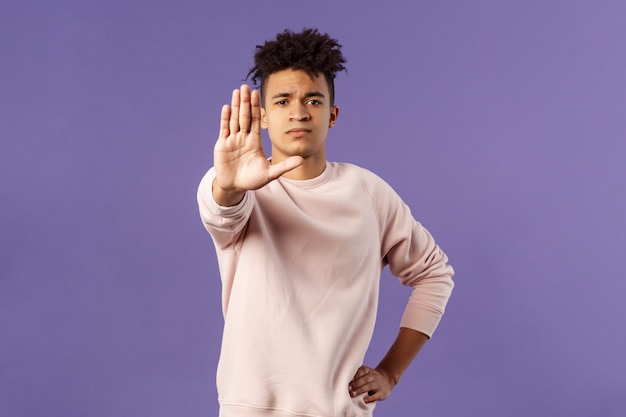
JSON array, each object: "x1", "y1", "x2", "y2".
[{"x1": 197, "y1": 162, "x2": 454, "y2": 417}]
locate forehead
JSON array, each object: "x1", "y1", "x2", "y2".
[{"x1": 264, "y1": 68, "x2": 330, "y2": 96}]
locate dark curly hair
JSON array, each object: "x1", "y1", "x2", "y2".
[{"x1": 246, "y1": 28, "x2": 347, "y2": 105}]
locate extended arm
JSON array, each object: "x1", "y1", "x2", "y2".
[{"x1": 349, "y1": 327, "x2": 428, "y2": 403}]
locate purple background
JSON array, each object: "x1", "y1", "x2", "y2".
[{"x1": 2, "y1": 1, "x2": 625, "y2": 416}]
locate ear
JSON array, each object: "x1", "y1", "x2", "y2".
[
  {"x1": 328, "y1": 105, "x2": 340, "y2": 128},
  {"x1": 261, "y1": 107, "x2": 268, "y2": 129}
]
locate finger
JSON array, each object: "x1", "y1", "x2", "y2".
[
  {"x1": 363, "y1": 391, "x2": 381, "y2": 404},
  {"x1": 348, "y1": 366, "x2": 368, "y2": 391},
  {"x1": 250, "y1": 88, "x2": 262, "y2": 136},
  {"x1": 229, "y1": 89, "x2": 240, "y2": 134},
  {"x1": 352, "y1": 366, "x2": 371, "y2": 385},
  {"x1": 353, "y1": 376, "x2": 376, "y2": 393},
  {"x1": 239, "y1": 84, "x2": 251, "y2": 133},
  {"x1": 350, "y1": 382, "x2": 376, "y2": 398},
  {"x1": 267, "y1": 156, "x2": 304, "y2": 181},
  {"x1": 219, "y1": 104, "x2": 231, "y2": 140}
]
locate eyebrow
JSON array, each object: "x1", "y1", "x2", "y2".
[{"x1": 270, "y1": 91, "x2": 326, "y2": 100}]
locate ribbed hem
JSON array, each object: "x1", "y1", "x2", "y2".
[{"x1": 219, "y1": 402, "x2": 374, "y2": 417}]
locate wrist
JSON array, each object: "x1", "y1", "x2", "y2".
[
  {"x1": 375, "y1": 365, "x2": 400, "y2": 388},
  {"x1": 212, "y1": 179, "x2": 245, "y2": 207}
]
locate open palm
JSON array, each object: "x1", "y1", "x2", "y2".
[{"x1": 213, "y1": 85, "x2": 303, "y2": 196}]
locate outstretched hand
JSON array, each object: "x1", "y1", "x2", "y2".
[
  {"x1": 348, "y1": 365, "x2": 395, "y2": 404},
  {"x1": 212, "y1": 85, "x2": 303, "y2": 206}
]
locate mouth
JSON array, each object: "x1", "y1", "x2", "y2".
[{"x1": 287, "y1": 128, "x2": 311, "y2": 138}]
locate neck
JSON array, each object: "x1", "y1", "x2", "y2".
[{"x1": 275, "y1": 154, "x2": 327, "y2": 180}]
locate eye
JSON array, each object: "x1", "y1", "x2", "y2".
[
  {"x1": 306, "y1": 99, "x2": 322, "y2": 105},
  {"x1": 275, "y1": 99, "x2": 288, "y2": 106}
]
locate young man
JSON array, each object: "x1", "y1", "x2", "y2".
[{"x1": 197, "y1": 28, "x2": 454, "y2": 417}]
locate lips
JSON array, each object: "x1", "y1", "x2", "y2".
[{"x1": 287, "y1": 128, "x2": 311, "y2": 137}]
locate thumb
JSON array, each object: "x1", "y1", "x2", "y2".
[{"x1": 267, "y1": 156, "x2": 304, "y2": 180}]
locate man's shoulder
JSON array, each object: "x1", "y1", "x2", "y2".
[
  {"x1": 330, "y1": 162, "x2": 407, "y2": 212},
  {"x1": 329, "y1": 161, "x2": 390, "y2": 189},
  {"x1": 329, "y1": 161, "x2": 381, "y2": 180}
]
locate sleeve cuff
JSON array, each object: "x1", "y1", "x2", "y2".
[{"x1": 199, "y1": 168, "x2": 250, "y2": 217}]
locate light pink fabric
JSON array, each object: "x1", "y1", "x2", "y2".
[{"x1": 198, "y1": 162, "x2": 454, "y2": 417}]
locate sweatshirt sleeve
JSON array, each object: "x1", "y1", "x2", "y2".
[
  {"x1": 197, "y1": 167, "x2": 254, "y2": 250},
  {"x1": 367, "y1": 173, "x2": 454, "y2": 338}
]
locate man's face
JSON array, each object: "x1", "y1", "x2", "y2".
[{"x1": 261, "y1": 68, "x2": 339, "y2": 164}]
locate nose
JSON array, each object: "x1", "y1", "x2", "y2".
[{"x1": 290, "y1": 102, "x2": 310, "y2": 121}]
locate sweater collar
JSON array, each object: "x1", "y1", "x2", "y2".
[{"x1": 277, "y1": 161, "x2": 333, "y2": 189}]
